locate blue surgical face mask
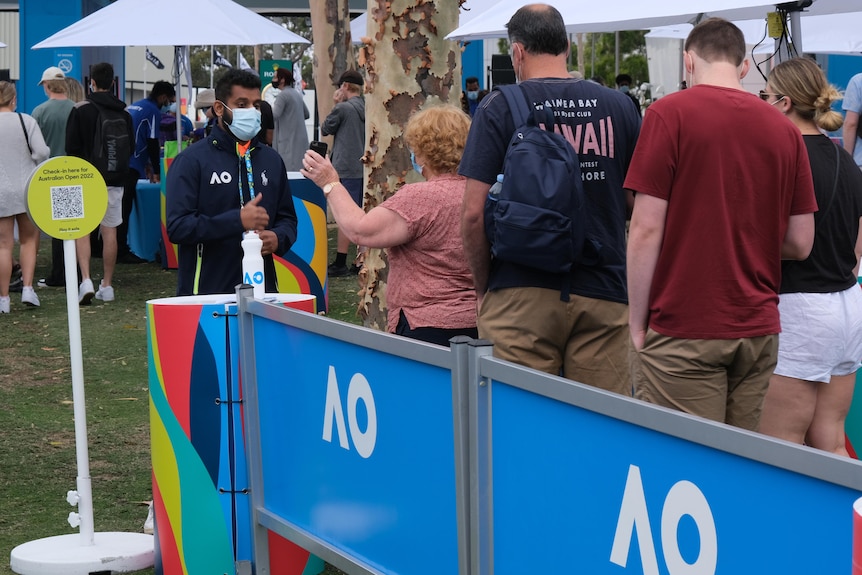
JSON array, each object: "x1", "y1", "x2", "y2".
[
  {"x1": 220, "y1": 101, "x2": 262, "y2": 142},
  {"x1": 160, "y1": 104, "x2": 171, "y2": 113},
  {"x1": 467, "y1": 90, "x2": 479, "y2": 101},
  {"x1": 410, "y1": 150, "x2": 423, "y2": 176},
  {"x1": 168, "y1": 102, "x2": 177, "y2": 113},
  {"x1": 619, "y1": 85, "x2": 630, "y2": 94}
]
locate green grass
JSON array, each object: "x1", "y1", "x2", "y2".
[{"x1": 0, "y1": 229, "x2": 360, "y2": 575}]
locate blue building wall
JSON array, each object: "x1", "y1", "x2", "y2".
[
  {"x1": 823, "y1": 54, "x2": 862, "y2": 142},
  {"x1": 461, "y1": 40, "x2": 484, "y2": 90},
  {"x1": 825, "y1": 54, "x2": 862, "y2": 90},
  {"x1": 19, "y1": 0, "x2": 124, "y2": 114}
]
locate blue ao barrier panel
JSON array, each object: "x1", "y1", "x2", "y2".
[
  {"x1": 250, "y1": 317, "x2": 458, "y2": 575},
  {"x1": 489, "y1": 382, "x2": 861, "y2": 574}
]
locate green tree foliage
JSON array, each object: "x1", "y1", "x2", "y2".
[
  {"x1": 573, "y1": 31, "x2": 648, "y2": 87},
  {"x1": 498, "y1": 31, "x2": 647, "y2": 87},
  {"x1": 187, "y1": 17, "x2": 314, "y2": 88}
]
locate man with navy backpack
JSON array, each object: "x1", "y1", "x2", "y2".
[{"x1": 459, "y1": 4, "x2": 640, "y2": 394}]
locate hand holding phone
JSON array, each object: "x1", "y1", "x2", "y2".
[{"x1": 309, "y1": 141, "x2": 328, "y2": 157}]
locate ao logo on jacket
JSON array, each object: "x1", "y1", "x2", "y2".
[{"x1": 210, "y1": 171, "x2": 233, "y2": 185}]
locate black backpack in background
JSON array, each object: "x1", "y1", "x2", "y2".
[{"x1": 89, "y1": 102, "x2": 131, "y2": 186}]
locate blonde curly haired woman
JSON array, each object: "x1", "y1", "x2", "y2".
[{"x1": 303, "y1": 105, "x2": 478, "y2": 346}]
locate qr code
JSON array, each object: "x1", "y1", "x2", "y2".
[{"x1": 50, "y1": 185, "x2": 84, "y2": 220}]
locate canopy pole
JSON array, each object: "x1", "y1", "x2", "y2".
[{"x1": 789, "y1": 10, "x2": 803, "y2": 56}]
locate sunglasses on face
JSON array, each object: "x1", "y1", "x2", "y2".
[{"x1": 759, "y1": 90, "x2": 783, "y2": 101}]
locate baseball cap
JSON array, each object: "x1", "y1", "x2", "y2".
[
  {"x1": 338, "y1": 70, "x2": 364, "y2": 87},
  {"x1": 38, "y1": 66, "x2": 66, "y2": 86},
  {"x1": 195, "y1": 89, "x2": 215, "y2": 110}
]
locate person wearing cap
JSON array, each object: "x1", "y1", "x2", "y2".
[
  {"x1": 32, "y1": 67, "x2": 74, "y2": 158},
  {"x1": 321, "y1": 69, "x2": 366, "y2": 277},
  {"x1": 271, "y1": 66, "x2": 309, "y2": 171},
  {"x1": 32, "y1": 66, "x2": 76, "y2": 288},
  {"x1": 121, "y1": 80, "x2": 176, "y2": 264},
  {"x1": 191, "y1": 88, "x2": 216, "y2": 141}
]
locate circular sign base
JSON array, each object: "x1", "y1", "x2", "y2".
[{"x1": 10, "y1": 532, "x2": 153, "y2": 575}]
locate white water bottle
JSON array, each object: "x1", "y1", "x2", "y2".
[{"x1": 241, "y1": 231, "x2": 265, "y2": 299}]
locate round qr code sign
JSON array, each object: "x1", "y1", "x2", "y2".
[{"x1": 27, "y1": 156, "x2": 108, "y2": 240}]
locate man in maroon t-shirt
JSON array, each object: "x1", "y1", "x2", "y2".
[{"x1": 624, "y1": 18, "x2": 817, "y2": 431}]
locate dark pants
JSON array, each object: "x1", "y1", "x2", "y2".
[
  {"x1": 45, "y1": 237, "x2": 82, "y2": 286},
  {"x1": 395, "y1": 310, "x2": 478, "y2": 347},
  {"x1": 47, "y1": 237, "x2": 64, "y2": 284},
  {"x1": 117, "y1": 169, "x2": 141, "y2": 256}
]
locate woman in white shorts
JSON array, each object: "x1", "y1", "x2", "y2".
[{"x1": 758, "y1": 57, "x2": 862, "y2": 456}]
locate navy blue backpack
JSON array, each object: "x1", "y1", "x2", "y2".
[{"x1": 484, "y1": 84, "x2": 586, "y2": 281}]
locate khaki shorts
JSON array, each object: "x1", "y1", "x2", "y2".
[
  {"x1": 631, "y1": 328, "x2": 778, "y2": 431},
  {"x1": 479, "y1": 286, "x2": 631, "y2": 395}
]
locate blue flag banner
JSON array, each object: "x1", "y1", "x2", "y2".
[{"x1": 145, "y1": 47, "x2": 165, "y2": 70}]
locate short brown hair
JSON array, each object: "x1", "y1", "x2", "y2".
[
  {"x1": 404, "y1": 105, "x2": 471, "y2": 175},
  {"x1": 684, "y1": 18, "x2": 745, "y2": 67},
  {"x1": 275, "y1": 67, "x2": 294, "y2": 86}
]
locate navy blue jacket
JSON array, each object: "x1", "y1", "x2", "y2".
[{"x1": 166, "y1": 124, "x2": 298, "y2": 296}]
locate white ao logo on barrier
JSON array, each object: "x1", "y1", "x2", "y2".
[
  {"x1": 322, "y1": 366, "x2": 377, "y2": 458},
  {"x1": 610, "y1": 465, "x2": 717, "y2": 575}
]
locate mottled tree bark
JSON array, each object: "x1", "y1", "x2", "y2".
[
  {"x1": 357, "y1": 0, "x2": 462, "y2": 330},
  {"x1": 310, "y1": 0, "x2": 356, "y2": 145}
]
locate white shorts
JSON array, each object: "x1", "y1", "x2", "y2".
[
  {"x1": 775, "y1": 285, "x2": 862, "y2": 382},
  {"x1": 101, "y1": 185, "x2": 123, "y2": 228}
]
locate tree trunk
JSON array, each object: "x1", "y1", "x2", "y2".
[
  {"x1": 357, "y1": 0, "x2": 462, "y2": 331},
  {"x1": 310, "y1": 0, "x2": 355, "y2": 146}
]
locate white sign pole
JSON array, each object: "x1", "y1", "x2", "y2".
[
  {"x1": 63, "y1": 238, "x2": 95, "y2": 545},
  {"x1": 11, "y1": 156, "x2": 154, "y2": 575}
]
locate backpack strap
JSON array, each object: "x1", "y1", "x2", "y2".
[
  {"x1": 497, "y1": 83, "x2": 558, "y2": 130},
  {"x1": 497, "y1": 83, "x2": 533, "y2": 129}
]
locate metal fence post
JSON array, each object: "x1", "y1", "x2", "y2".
[
  {"x1": 466, "y1": 339, "x2": 494, "y2": 575},
  {"x1": 236, "y1": 284, "x2": 270, "y2": 575}
]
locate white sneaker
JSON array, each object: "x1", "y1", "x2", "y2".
[
  {"x1": 21, "y1": 286, "x2": 40, "y2": 307},
  {"x1": 78, "y1": 278, "x2": 95, "y2": 305},
  {"x1": 95, "y1": 282, "x2": 114, "y2": 302},
  {"x1": 0, "y1": 296, "x2": 9, "y2": 314}
]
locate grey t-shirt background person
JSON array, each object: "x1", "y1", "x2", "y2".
[
  {"x1": 271, "y1": 66, "x2": 309, "y2": 171},
  {"x1": 321, "y1": 70, "x2": 366, "y2": 277}
]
